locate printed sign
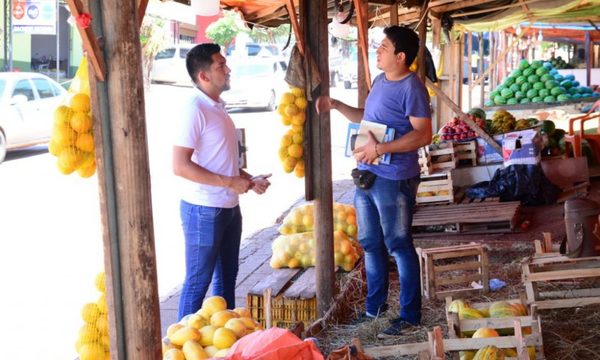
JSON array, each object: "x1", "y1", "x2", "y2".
[{"x1": 12, "y1": 0, "x2": 57, "y2": 35}]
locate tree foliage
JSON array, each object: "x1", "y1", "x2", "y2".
[
  {"x1": 205, "y1": 11, "x2": 243, "y2": 50},
  {"x1": 140, "y1": 15, "x2": 170, "y2": 87}
]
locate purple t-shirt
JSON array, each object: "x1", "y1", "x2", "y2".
[{"x1": 358, "y1": 72, "x2": 431, "y2": 180}]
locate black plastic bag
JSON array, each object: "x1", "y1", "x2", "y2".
[{"x1": 465, "y1": 164, "x2": 560, "y2": 205}]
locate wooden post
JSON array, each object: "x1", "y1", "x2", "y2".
[
  {"x1": 490, "y1": 32, "x2": 496, "y2": 91},
  {"x1": 301, "y1": 0, "x2": 335, "y2": 318},
  {"x1": 89, "y1": 0, "x2": 162, "y2": 358},
  {"x1": 479, "y1": 32, "x2": 485, "y2": 107},
  {"x1": 390, "y1": 1, "x2": 398, "y2": 25},
  {"x1": 432, "y1": 15, "x2": 442, "y2": 131},
  {"x1": 356, "y1": 0, "x2": 369, "y2": 107},
  {"x1": 457, "y1": 33, "x2": 464, "y2": 109},
  {"x1": 467, "y1": 31, "x2": 473, "y2": 110},
  {"x1": 417, "y1": 0, "x2": 429, "y2": 83},
  {"x1": 585, "y1": 31, "x2": 592, "y2": 87}
]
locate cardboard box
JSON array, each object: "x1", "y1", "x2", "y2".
[
  {"x1": 502, "y1": 128, "x2": 542, "y2": 166},
  {"x1": 476, "y1": 135, "x2": 503, "y2": 164}
]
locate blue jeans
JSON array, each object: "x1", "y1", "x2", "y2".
[
  {"x1": 177, "y1": 201, "x2": 242, "y2": 320},
  {"x1": 354, "y1": 175, "x2": 421, "y2": 324}
]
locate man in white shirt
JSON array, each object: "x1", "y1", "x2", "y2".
[{"x1": 173, "y1": 43, "x2": 271, "y2": 319}]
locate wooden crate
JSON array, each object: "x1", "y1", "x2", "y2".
[
  {"x1": 417, "y1": 171, "x2": 454, "y2": 204},
  {"x1": 246, "y1": 267, "x2": 318, "y2": 329},
  {"x1": 455, "y1": 140, "x2": 477, "y2": 167},
  {"x1": 521, "y1": 254, "x2": 600, "y2": 310},
  {"x1": 419, "y1": 147, "x2": 434, "y2": 175},
  {"x1": 362, "y1": 321, "x2": 543, "y2": 360},
  {"x1": 417, "y1": 243, "x2": 489, "y2": 300},
  {"x1": 444, "y1": 296, "x2": 545, "y2": 359}
]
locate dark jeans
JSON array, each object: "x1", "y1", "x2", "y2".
[
  {"x1": 177, "y1": 200, "x2": 242, "y2": 320},
  {"x1": 354, "y1": 175, "x2": 422, "y2": 323}
]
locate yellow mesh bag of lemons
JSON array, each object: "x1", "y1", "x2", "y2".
[
  {"x1": 162, "y1": 296, "x2": 263, "y2": 359},
  {"x1": 50, "y1": 57, "x2": 96, "y2": 178},
  {"x1": 272, "y1": 202, "x2": 362, "y2": 271},
  {"x1": 277, "y1": 86, "x2": 307, "y2": 178},
  {"x1": 75, "y1": 272, "x2": 110, "y2": 360}
]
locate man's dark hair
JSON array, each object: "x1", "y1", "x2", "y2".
[
  {"x1": 186, "y1": 43, "x2": 222, "y2": 83},
  {"x1": 383, "y1": 26, "x2": 420, "y2": 67}
]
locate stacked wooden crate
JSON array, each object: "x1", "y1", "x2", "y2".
[{"x1": 416, "y1": 171, "x2": 454, "y2": 204}]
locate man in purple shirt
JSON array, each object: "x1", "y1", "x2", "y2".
[{"x1": 316, "y1": 26, "x2": 432, "y2": 338}]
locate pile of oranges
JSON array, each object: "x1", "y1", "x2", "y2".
[
  {"x1": 277, "y1": 87, "x2": 307, "y2": 178},
  {"x1": 49, "y1": 93, "x2": 96, "y2": 177},
  {"x1": 75, "y1": 272, "x2": 109, "y2": 360}
]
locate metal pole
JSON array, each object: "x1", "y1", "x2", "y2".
[
  {"x1": 56, "y1": 0, "x2": 59, "y2": 81},
  {"x1": 3, "y1": 0, "x2": 7, "y2": 71},
  {"x1": 9, "y1": 0, "x2": 12, "y2": 71}
]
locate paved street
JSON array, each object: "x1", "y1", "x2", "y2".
[{"x1": 0, "y1": 83, "x2": 357, "y2": 359}]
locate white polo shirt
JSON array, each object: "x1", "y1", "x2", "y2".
[{"x1": 174, "y1": 87, "x2": 240, "y2": 208}]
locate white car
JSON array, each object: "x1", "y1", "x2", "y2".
[
  {"x1": 221, "y1": 57, "x2": 288, "y2": 111},
  {"x1": 150, "y1": 44, "x2": 195, "y2": 85},
  {"x1": 0, "y1": 72, "x2": 68, "y2": 164}
]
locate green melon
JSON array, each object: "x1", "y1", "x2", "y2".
[
  {"x1": 557, "y1": 94, "x2": 571, "y2": 101},
  {"x1": 572, "y1": 80, "x2": 581, "y2": 88},
  {"x1": 527, "y1": 74, "x2": 540, "y2": 84},
  {"x1": 568, "y1": 87, "x2": 579, "y2": 95},
  {"x1": 533, "y1": 82, "x2": 545, "y2": 91},
  {"x1": 522, "y1": 67, "x2": 535, "y2": 77},
  {"x1": 519, "y1": 59, "x2": 530, "y2": 70},
  {"x1": 504, "y1": 76, "x2": 516, "y2": 86},
  {"x1": 531, "y1": 60, "x2": 543, "y2": 68},
  {"x1": 520, "y1": 98, "x2": 531, "y2": 104},
  {"x1": 507, "y1": 98, "x2": 519, "y2": 105},
  {"x1": 496, "y1": 84, "x2": 507, "y2": 93},
  {"x1": 484, "y1": 99, "x2": 495, "y2": 106},
  {"x1": 545, "y1": 80, "x2": 559, "y2": 89},
  {"x1": 544, "y1": 95, "x2": 557, "y2": 103},
  {"x1": 538, "y1": 88, "x2": 550, "y2": 98},
  {"x1": 560, "y1": 80, "x2": 573, "y2": 89},
  {"x1": 540, "y1": 74, "x2": 553, "y2": 83},
  {"x1": 515, "y1": 76, "x2": 527, "y2": 85},
  {"x1": 531, "y1": 96, "x2": 543, "y2": 103},
  {"x1": 469, "y1": 108, "x2": 487, "y2": 120},
  {"x1": 511, "y1": 69, "x2": 523, "y2": 77},
  {"x1": 521, "y1": 82, "x2": 532, "y2": 92},
  {"x1": 535, "y1": 67, "x2": 549, "y2": 76},
  {"x1": 571, "y1": 93, "x2": 582, "y2": 100},
  {"x1": 565, "y1": 74, "x2": 576, "y2": 81},
  {"x1": 554, "y1": 74, "x2": 564, "y2": 82},
  {"x1": 500, "y1": 88, "x2": 514, "y2": 98},
  {"x1": 509, "y1": 83, "x2": 521, "y2": 93},
  {"x1": 514, "y1": 91, "x2": 526, "y2": 100},
  {"x1": 494, "y1": 95, "x2": 507, "y2": 105},
  {"x1": 526, "y1": 89, "x2": 538, "y2": 98},
  {"x1": 549, "y1": 68, "x2": 558, "y2": 75},
  {"x1": 543, "y1": 62, "x2": 553, "y2": 70},
  {"x1": 551, "y1": 87, "x2": 566, "y2": 96}
]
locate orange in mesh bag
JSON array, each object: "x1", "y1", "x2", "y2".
[
  {"x1": 224, "y1": 327, "x2": 324, "y2": 360},
  {"x1": 76, "y1": 272, "x2": 110, "y2": 360}
]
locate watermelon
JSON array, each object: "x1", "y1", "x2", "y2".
[
  {"x1": 580, "y1": 86, "x2": 592, "y2": 93},
  {"x1": 519, "y1": 59, "x2": 530, "y2": 70},
  {"x1": 545, "y1": 80, "x2": 559, "y2": 89},
  {"x1": 494, "y1": 95, "x2": 507, "y2": 105},
  {"x1": 538, "y1": 89, "x2": 550, "y2": 98},
  {"x1": 535, "y1": 67, "x2": 549, "y2": 76},
  {"x1": 542, "y1": 120, "x2": 556, "y2": 135},
  {"x1": 522, "y1": 67, "x2": 535, "y2": 77},
  {"x1": 571, "y1": 93, "x2": 582, "y2": 100},
  {"x1": 568, "y1": 87, "x2": 579, "y2": 95},
  {"x1": 572, "y1": 80, "x2": 580, "y2": 87},
  {"x1": 496, "y1": 84, "x2": 507, "y2": 93},
  {"x1": 531, "y1": 60, "x2": 543, "y2": 68},
  {"x1": 504, "y1": 76, "x2": 516, "y2": 86},
  {"x1": 514, "y1": 91, "x2": 526, "y2": 100},
  {"x1": 526, "y1": 89, "x2": 538, "y2": 98},
  {"x1": 560, "y1": 79, "x2": 573, "y2": 89},
  {"x1": 565, "y1": 74, "x2": 576, "y2": 81},
  {"x1": 544, "y1": 95, "x2": 557, "y2": 103},
  {"x1": 500, "y1": 88, "x2": 514, "y2": 98},
  {"x1": 520, "y1": 98, "x2": 531, "y2": 104},
  {"x1": 551, "y1": 87, "x2": 566, "y2": 96},
  {"x1": 527, "y1": 75, "x2": 540, "y2": 84},
  {"x1": 543, "y1": 62, "x2": 553, "y2": 70},
  {"x1": 592, "y1": 92, "x2": 600, "y2": 98},
  {"x1": 554, "y1": 74, "x2": 564, "y2": 82},
  {"x1": 531, "y1": 96, "x2": 543, "y2": 103},
  {"x1": 549, "y1": 68, "x2": 558, "y2": 75},
  {"x1": 509, "y1": 83, "x2": 521, "y2": 93},
  {"x1": 507, "y1": 98, "x2": 519, "y2": 105},
  {"x1": 515, "y1": 76, "x2": 527, "y2": 85},
  {"x1": 511, "y1": 69, "x2": 523, "y2": 77},
  {"x1": 540, "y1": 74, "x2": 553, "y2": 83},
  {"x1": 557, "y1": 94, "x2": 571, "y2": 102},
  {"x1": 521, "y1": 82, "x2": 532, "y2": 92},
  {"x1": 469, "y1": 108, "x2": 487, "y2": 120},
  {"x1": 484, "y1": 99, "x2": 495, "y2": 107},
  {"x1": 533, "y1": 82, "x2": 545, "y2": 91}
]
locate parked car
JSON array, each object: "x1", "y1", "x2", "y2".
[
  {"x1": 0, "y1": 72, "x2": 68, "y2": 164},
  {"x1": 221, "y1": 57, "x2": 288, "y2": 111},
  {"x1": 338, "y1": 50, "x2": 381, "y2": 89},
  {"x1": 225, "y1": 43, "x2": 281, "y2": 57},
  {"x1": 150, "y1": 44, "x2": 195, "y2": 85}
]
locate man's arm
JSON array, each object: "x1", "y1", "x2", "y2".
[
  {"x1": 173, "y1": 146, "x2": 251, "y2": 194},
  {"x1": 353, "y1": 116, "x2": 432, "y2": 164},
  {"x1": 315, "y1": 96, "x2": 364, "y2": 124}
]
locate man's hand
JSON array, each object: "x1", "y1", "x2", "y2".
[
  {"x1": 227, "y1": 176, "x2": 253, "y2": 194},
  {"x1": 315, "y1": 96, "x2": 335, "y2": 114},
  {"x1": 250, "y1": 174, "x2": 272, "y2": 194},
  {"x1": 353, "y1": 131, "x2": 380, "y2": 164}
]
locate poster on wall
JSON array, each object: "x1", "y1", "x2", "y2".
[{"x1": 12, "y1": 0, "x2": 57, "y2": 35}]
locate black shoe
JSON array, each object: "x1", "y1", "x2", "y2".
[
  {"x1": 351, "y1": 304, "x2": 389, "y2": 325},
  {"x1": 377, "y1": 318, "x2": 419, "y2": 339}
]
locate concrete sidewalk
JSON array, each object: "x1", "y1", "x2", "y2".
[{"x1": 158, "y1": 179, "x2": 356, "y2": 335}]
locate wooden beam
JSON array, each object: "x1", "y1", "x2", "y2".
[
  {"x1": 285, "y1": 0, "x2": 304, "y2": 56},
  {"x1": 451, "y1": 0, "x2": 546, "y2": 18},
  {"x1": 479, "y1": 32, "x2": 485, "y2": 107},
  {"x1": 65, "y1": 0, "x2": 106, "y2": 81},
  {"x1": 390, "y1": 2, "x2": 398, "y2": 25},
  {"x1": 586, "y1": 31, "x2": 592, "y2": 87},
  {"x1": 301, "y1": 0, "x2": 335, "y2": 318},
  {"x1": 426, "y1": 78, "x2": 503, "y2": 154},
  {"x1": 431, "y1": 0, "x2": 496, "y2": 13},
  {"x1": 353, "y1": 0, "x2": 371, "y2": 92},
  {"x1": 417, "y1": 0, "x2": 429, "y2": 83},
  {"x1": 137, "y1": 0, "x2": 149, "y2": 28},
  {"x1": 467, "y1": 31, "x2": 473, "y2": 109}
]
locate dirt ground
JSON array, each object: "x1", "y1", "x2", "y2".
[{"x1": 316, "y1": 179, "x2": 600, "y2": 359}]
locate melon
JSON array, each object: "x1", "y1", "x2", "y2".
[
  {"x1": 509, "y1": 83, "x2": 521, "y2": 93},
  {"x1": 545, "y1": 80, "x2": 559, "y2": 89},
  {"x1": 489, "y1": 301, "x2": 520, "y2": 318},
  {"x1": 521, "y1": 82, "x2": 532, "y2": 92},
  {"x1": 535, "y1": 67, "x2": 548, "y2": 76},
  {"x1": 538, "y1": 89, "x2": 550, "y2": 98},
  {"x1": 532, "y1": 82, "x2": 545, "y2": 91},
  {"x1": 519, "y1": 59, "x2": 530, "y2": 70},
  {"x1": 560, "y1": 79, "x2": 573, "y2": 89},
  {"x1": 526, "y1": 89, "x2": 538, "y2": 99},
  {"x1": 527, "y1": 75, "x2": 540, "y2": 84},
  {"x1": 448, "y1": 299, "x2": 470, "y2": 314},
  {"x1": 522, "y1": 67, "x2": 535, "y2": 77},
  {"x1": 551, "y1": 87, "x2": 566, "y2": 96},
  {"x1": 472, "y1": 327, "x2": 500, "y2": 338},
  {"x1": 473, "y1": 346, "x2": 505, "y2": 360},
  {"x1": 540, "y1": 74, "x2": 553, "y2": 83},
  {"x1": 506, "y1": 98, "x2": 519, "y2": 105},
  {"x1": 531, "y1": 60, "x2": 542, "y2": 68},
  {"x1": 520, "y1": 98, "x2": 531, "y2": 104},
  {"x1": 459, "y1": 307, "x2": 486, "y2": 320},
  {"x1": 565, "y1": 74, "x2": 576, "y2": 81},
  {"x1": 544, "y1": 95, "x2": 557, "y2": 103},
  {"x1": 504, "y1": 76, "x2": 516, "y2": 86}
]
